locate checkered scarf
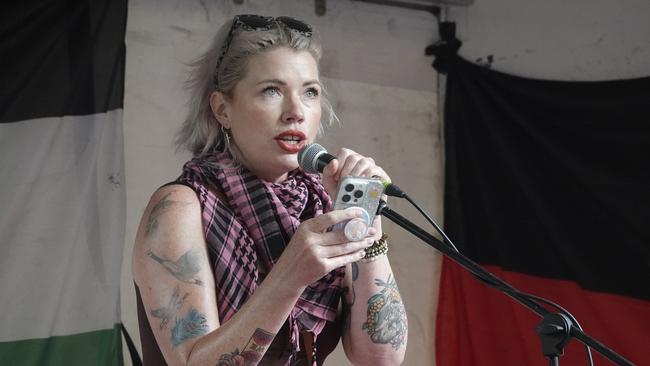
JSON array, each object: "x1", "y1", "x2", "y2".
[{"x1": 176, "y1": 152, "x2": 344, "y2": 357}]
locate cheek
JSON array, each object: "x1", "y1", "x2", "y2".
[
  {"x1": 231, "y1": 103, "x2": 275, "y2": 131},
  {"x1": 309, "y1": 101, "x2": 322, "y2": 122},
  {"x1": 308, "y1": 110, "x2": 322, "y2": 139}
]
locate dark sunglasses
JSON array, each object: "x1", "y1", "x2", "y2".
[{"x1": 213, "y1": 15, "x2": 313, "y2": 87}]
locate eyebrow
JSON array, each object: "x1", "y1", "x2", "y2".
[{"x1": 256, "y1": 79, "x2": 322, "y2": 87}]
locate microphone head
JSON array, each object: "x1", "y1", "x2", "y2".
[{"x1": 298, "y1": 143, "x2": 326, "y2": 174}]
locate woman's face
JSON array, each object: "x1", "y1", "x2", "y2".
[{"x1": 221, "y1": 47, "x2": 322, "y2": 182}]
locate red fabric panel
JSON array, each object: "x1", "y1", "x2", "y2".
[{"x1": 436, "y1": 257, "x2": 650, "y2": 365}]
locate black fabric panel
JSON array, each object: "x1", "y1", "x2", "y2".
[
  {"x1": 443, "y1": 55, "x2": 650, "y2": 300},
  {"x1": 0, "y1": 0, "x2": 126, "y2": 123}
]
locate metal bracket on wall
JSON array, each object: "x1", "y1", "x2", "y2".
[
  {"x1": 316, "y1": 0, "x2": 445, "y2": 17},
  {"x1": 353, "y1": 0, "x2": 441, "y2": 17}
]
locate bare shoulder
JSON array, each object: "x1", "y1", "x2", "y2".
[
  {"x1": 144, "y1": 184, "x2": 200, "y2": 236},
  {"x1": 132, "y1": 184, "x2": 204, "y2": 282}
]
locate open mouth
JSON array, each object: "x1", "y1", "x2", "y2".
[
  {"x1": 274, "y1": 130, "x2": 307, "y2": 153},
  {"x1": 277, "y1": 135, "x2": 302, "y2": 144}
]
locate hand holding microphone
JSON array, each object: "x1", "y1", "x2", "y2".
[
  {"x1": 298, "y1": 143, "x2": 405, "y2": 198},
  {"x1": 298, "y1": 143, "x2": 405, "y2": 242}
]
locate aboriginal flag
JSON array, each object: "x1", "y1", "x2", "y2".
[
  {"x1": 0, "y1": 1, "x2": 127, "y2": 364},
  {"x1": 436, "y1": 56, "x2": 650, "y2": 365}
]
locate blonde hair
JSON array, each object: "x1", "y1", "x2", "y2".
[{"x1": 175, "y1": 16, "x2": 338, "y2": 160}]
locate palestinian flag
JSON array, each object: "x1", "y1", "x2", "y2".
[
  {"x1": 0, "y1": 1, "x2": 127, "y2": 365},
  {"x1": 437, "y1": 56, "x2": 650, "y2": 365}
]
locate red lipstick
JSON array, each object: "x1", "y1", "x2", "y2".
[{"x1": 274, "y1": 130, "x2": 307, "y2": 153}]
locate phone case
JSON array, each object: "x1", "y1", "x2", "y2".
[{"x1": 332, "y1": 176, "x2": 384, "y2": 240}]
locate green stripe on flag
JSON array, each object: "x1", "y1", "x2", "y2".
[{"x1": 0, "y1": 324, "x2": 123, "y2": 366}]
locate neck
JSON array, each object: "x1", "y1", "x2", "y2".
[
  {"x1": 240, "y1": 159, "x2": 289, "y2": 183},
  {"x1": 236, "y1": 154, "x2": 291, "y2": 184},
  {"x1": 259, "y1": 171, "x2": 289, "y2": 184}
]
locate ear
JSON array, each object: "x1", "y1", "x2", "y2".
[{"x1": 209, "y1": 91, "x2": 231, "y2": 129}]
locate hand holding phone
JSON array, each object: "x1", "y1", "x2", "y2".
[{"x1": 332, "y1": 176, "x2": 383, "y2": 241}]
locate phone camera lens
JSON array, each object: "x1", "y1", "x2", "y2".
[
  {"x1": 345, "y1": 184, "x2": 354, "y2": 192},
  {"x1": 353, "y1": 190, "x2": 364, "y2": 198},
  {"x1": 342, "y1": 194, "x2": 351, "y2": 202}
]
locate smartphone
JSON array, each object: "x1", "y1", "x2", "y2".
[{"x1": 332, "y1": 176, "x2": 384, "y2": 240}]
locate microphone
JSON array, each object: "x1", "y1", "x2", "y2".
[
  {"x1": 298, "y1": 143, "x2": 406, "y2": 198},
  {"x1": 297, "y1": 143, "x2": 335, "y2": 174}
]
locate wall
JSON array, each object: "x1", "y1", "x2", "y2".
[{"x1": 449, "y1": 0, "x2": 650, "y2": 80}]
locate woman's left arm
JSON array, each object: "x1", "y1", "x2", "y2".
[
  {"x1": 321, "y1": 149, "x2": 408, "y2": 365},
  {"x1": 341, "y1": 241, "x2": 407, "y2": 365}
]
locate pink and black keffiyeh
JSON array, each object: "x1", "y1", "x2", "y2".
[{"x1": 176, "y1": 152, "x2": 344, "y2": 360}]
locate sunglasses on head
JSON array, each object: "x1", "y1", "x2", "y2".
[{"x1": 213, "y1": 15, "x2": 313, "y2": 87}]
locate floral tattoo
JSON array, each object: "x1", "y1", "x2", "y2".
[
  {"x1": 216, "y1": 328, "x2": 275, "y2": 365},
  {"x1": 170, "y1": 308, "x2": 208, "y2": 346}
]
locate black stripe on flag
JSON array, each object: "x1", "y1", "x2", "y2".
[
  {"x1": 443, "y1": 56, "x2": 650, "y2": 300},
  {"x1": 0, "y1": 0, "x2": 127, "y2": 123}
]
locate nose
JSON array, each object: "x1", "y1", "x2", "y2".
[{"x1": 281, "y1": 94, "x2": 305, "y2": 124}]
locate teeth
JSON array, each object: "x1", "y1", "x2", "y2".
[{"x1": 280, "y1": 136, "x2": 300, "y2": 141}]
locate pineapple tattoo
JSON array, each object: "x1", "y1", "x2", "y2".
[{"x1": 362, "y1": 274, "x2": 407, "y2": 349}]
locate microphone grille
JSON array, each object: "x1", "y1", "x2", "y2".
[{"x1": 298, "y1": 143, "x2": 325, "y2": 174}]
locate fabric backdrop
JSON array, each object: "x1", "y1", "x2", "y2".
[
  {"x1": 436, "y1": 55, "x2": 650, "y2": 365},
  {"x1": 0, "y1": 1, "x2": 127, "y2": 365}
]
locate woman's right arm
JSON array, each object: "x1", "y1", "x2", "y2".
[{"x1": 132, "y1": 184, "x2": 371, "y2": 365}]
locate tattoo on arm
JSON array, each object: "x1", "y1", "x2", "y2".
[
  {"x1": 145, "y1": 191, "x2": 190, "y2": 237},
  {"x1": 362, "y1": 274, "x2": 408, "y2": 349},
  {"x1": 170, "y1": 308, "x2": 209, "y2": 346},
  {"x1": 150, "y1": 286, "x2": 189, "y2": 330},
  {"x1": 146, "y1": 248, "x2": 205, "y2": 286},
  {"x1": 343, "y1": 262, "x2": 359, "y2": 332},
  {"x1": 216, "y1": 328, "x2": 276, "y2": 365}
]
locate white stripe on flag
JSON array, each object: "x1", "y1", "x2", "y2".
[{"x1": 0, "y1": 110, "x2": 125, "y2": 341}]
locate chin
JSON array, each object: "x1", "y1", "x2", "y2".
[
  {"x1": 278, "y1": 150, "x2": 299, "y2": 162},
  {"x1": 261, "y1": 155, "x2": 299, "y2": 181},
  {"x1": 280, "y1": 157, "x2": 300, "y2": 172}
]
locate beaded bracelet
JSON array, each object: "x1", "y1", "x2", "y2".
[{"x1": 361, "y1": 233, "x2": 388, "y2": 262}]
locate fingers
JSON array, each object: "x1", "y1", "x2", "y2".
[
  {"x1": 289, "y1": 212, "x2": 379, "y2": 284},
  {"x1": 334, "y1": 148, "x2": 391, "y2": 182},
  {"x1": 327, "y1": 249, "x2": 368, "y2": 268},
  {"x1": 319, "y1": 237, "x2": 374, "y2": 258},
  {"x1": 306, "y1": 207, "x2": 367, "y2": 233}
]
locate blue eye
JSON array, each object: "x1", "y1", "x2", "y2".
[
  {"x1": 305, "y1": 87, "x2": 320, "y2": 98},
  {"x1": 262, "y1": 86, "x2": 280, "y2": 97}
]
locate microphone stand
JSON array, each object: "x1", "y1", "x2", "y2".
[{"x1": 376, "y1": 200, "x2": 635, "y2": 366}]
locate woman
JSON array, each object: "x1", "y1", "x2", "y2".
[{"x1": 133, "y1": 15, "x2": 407, "y2": 366}]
